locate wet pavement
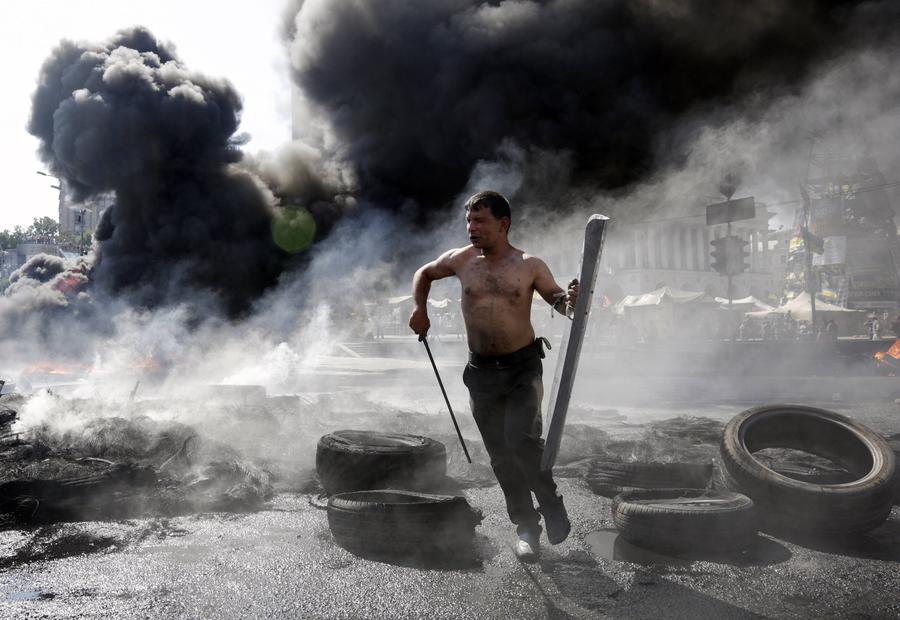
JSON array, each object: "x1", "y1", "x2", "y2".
[
  {"x1": 0, "y1": 470, "x2": 898, "y2": 618},
  {"x1": 1, "y1": 350, "x2": 899, "y2": 618}
]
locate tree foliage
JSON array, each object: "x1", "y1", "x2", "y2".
[
  {"x1": 26, "y1": 216, "x2": 59, "y2": 240},
  {"x1": 0, "y1": 217, "x2": 62, "y2": 249}
]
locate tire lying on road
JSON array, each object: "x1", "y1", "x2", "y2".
[
  {"x1": 886, "y1": 434, "x2": 900, "y2": 505},
  {"x1": 316, "y1": 430, "x2": 447, "y2": 495},
  {"x1": 586, "y1": 460, "x2": 712, "y2": 498},
  {"x1": 612, "y1": 488, "x2": 758, "y2": 553},
  {"x1": 327, "y1": 490, "x2": 483, "y2": 557},
  {"x1": 720, "y1": 405, "x2": 896, "y2": 534}
]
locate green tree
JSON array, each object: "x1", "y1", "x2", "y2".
[
  {"x1": 0, "y1": 227, "x2": 24, "y2": 250},
  {"x1": 26, "y1": 216, "x2": 59, "y2": 240}
]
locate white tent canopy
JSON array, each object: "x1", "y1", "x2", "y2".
[
  {"x1": 745, "y1": 292, "x2": 863, "y2": 321},
  {"x1": 715, "y1": 295, "x2": 774, "y2": 312},
  {"x1": 615, "y1": 286, "x2": 716, "y2": 313}
]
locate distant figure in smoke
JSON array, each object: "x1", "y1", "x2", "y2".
[{"x1": 408, "y1": 191, "x2": 578, "y2": 562}]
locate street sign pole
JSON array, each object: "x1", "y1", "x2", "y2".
[
  {"x1": 806, "y1": 241, "x2": 817, "y2": 326},
  {"x1": 725, "y1": 222, "x2": 734, "y2": 342},
  {"x1": 727, "y1": 220, "x2": 734, "y2": 343},
  {"x1": 707, "y1": 196, "x2": 755, "y2": 348}
]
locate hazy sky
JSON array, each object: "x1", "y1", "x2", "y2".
[{"x1": 1, "y1": 0, "x2": 292, "y2": 230}]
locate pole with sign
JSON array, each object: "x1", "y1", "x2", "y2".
[{"x1": 706, "y1": 196, "x2": 755, "y2": 342}]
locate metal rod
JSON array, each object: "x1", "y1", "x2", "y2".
[{"x1": 420, "y1": 336, "x2": 471, "y2": 463}]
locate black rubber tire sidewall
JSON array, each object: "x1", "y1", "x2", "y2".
[
  {"x1": 587, "y1": 461, "x2": 712, "y2": 497},
  {"x1": 612, "y1": 488, "x2": 758, "y2": 552},
  {"x1": 316, "y1": 430, "x2": 447, "y2": 495},
  {"x1": 326, "y1": 490, "x2": 480, "y2": 556},
  {"x1": 720, "y1": 405, "x2": 896, "y2": 534}
]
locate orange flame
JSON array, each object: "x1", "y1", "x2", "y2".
[{"x1": 874, "y1": 338, "x2": 900, "y2": 375}]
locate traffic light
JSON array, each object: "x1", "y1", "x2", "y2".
[
  {"x1": 724, "y1": 236, "x2": 750, "y2": 275},
  {"x1": 710, "y1": 235, "x2": 749, "y2": 275},
  {"x1": 710, "y1": 237, "x2": 729, "y2": 275}
]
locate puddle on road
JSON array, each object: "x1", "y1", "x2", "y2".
[
  {"x1": 585, "y1": 529, "x2": 691, "y2": 566},
  {"x1": 6, "y1": 590, "x2": 56, "y2": 601}
]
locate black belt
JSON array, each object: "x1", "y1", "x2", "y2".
[{"x1": 468, "y1": 337, "x2": 551, "y2": 368}]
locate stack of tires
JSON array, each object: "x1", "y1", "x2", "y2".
[
  {"x1": 316, "y1": 430, "x2": 482, "y2": 560},
  {"x1": 610, "y1": 405, "x2": 896, "y2": 553},
  {"x1": 597, "y1": 460, "x2": 759, "y2": 554}
]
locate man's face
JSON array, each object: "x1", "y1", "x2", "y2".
[{"x1": 466, "y1": 207, "x2": 508, "y2": 249}]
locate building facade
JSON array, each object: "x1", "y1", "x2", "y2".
[{"x1": 599, "y1": 205, "x2": 781, "y2": 303}]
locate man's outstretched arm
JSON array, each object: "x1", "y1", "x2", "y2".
[
  {"x1": 532, "y1": 258, "x2": 579, "y2": 314},
  {"x1": 409, "y1": 249, "x2": 457, "y2": 338}
]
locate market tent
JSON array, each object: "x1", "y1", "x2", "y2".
[
  {"x1": 615, "y1": 286, "x2": 716, "y2": 313},
  {"x1": 715, "y1": 295, "x2": 775, "y2": 312},
  {"x1": 745, "y1": 292, "x2": 863, "y2": 321},
  {"x1": 612, "y1": 286, "x2": 720, "y2": 340}
]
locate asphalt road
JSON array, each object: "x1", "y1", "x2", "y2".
[
  {"x1": 1, "y1": 349, "x2": 898, "y2": 620},
  {"x1": 0, "y1": 474, "x2": 898, "y2": 618}
]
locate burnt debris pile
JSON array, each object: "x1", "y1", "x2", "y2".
[{"x1": 0, "y1": 394, "x2": 274, "y2": 527}]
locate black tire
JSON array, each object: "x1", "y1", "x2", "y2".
[
  {"x1": 316, "y1": 430, "x2": 447, "y2": 495},
  {"x1": 612, "y1": 488, "x2": 757, "y2": 552},
  {"x1": 586, "y1": 461, "x2": 712, "y2": 498},
  {"x1": 886, "y1": 434, "x2": 900, "y2": 505},
  {"x1": 326, "y1": 490, "x2": 483, "y2": 557},
  {"x1": 720, "y1": 405, "x2": 896, "y2": 534}
]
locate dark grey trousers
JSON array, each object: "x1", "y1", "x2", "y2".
[{"x1": 463, "y1": 348, "x2": 562, "y2": 536}]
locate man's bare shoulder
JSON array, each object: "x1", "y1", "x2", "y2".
[
  {"x1": 521, "y1": 252, "x2": 550, "y2": 270},
  {"x1": 444, "y1": 245, "x2": 478, "y2": 265}
]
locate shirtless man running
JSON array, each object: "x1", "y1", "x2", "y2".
[{"x1": 409, "y1": 190, "x2": 578, "y2": 561}]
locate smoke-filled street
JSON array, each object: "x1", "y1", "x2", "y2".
[
  {"x1": 0, "y1": 357, "x2": 898, "y2": 618},
  {"x1": 3, "y1": 0, "x2": 900, "y2": 617}
]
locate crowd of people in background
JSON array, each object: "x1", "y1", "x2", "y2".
[
  {"x1": 737, "y1": 312, "x2": 840, "y2": 341},
  {"x1": 355, "y1": 299, "x2": 900, "y2": 345}
]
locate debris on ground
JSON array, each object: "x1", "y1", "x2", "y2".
[{"x1": 0, "y1": 396, "x2": 274, "y2": 526}]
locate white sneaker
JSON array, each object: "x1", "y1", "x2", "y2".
[{"x1": 514, "y1": 533, "x2": 539, "y2": 562}]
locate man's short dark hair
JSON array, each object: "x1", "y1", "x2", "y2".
[{"x1": 464, "y1": 191, "x2": 511, "y2": 226}]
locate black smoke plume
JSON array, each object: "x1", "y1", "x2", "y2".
[
  {"x1": 29, "y1": 27, "x2": 285, "y2": 316},
  {"x1": 284, "y1": 0, "x2": 900, "y2": 216},
  {"x1": 1, "y1": 254, "x2": 99, "y2": 355}
]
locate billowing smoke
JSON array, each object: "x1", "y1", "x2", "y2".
[
  {"x1": 284, "y1": 0, "x2": 900, "y2": 216},
  {"x1": 28, "y1": 27, "x2": 287, "y2": 316},
  {"x1": 0, "y1": 254, "x2": 101, "y2": 358}
]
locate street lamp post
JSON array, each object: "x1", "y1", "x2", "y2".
[
  {"x1": 78, "y1": 208, "x2": 86, "y2": 255},
  {"x1": 73, "y1": 207, "x2": 94, "y2": 255}
]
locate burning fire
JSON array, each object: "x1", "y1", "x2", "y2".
[
  {"x1": 873, "y1": 338, "x2": 900, "y2": 375},
  {"x1": 22, "y1": 362, "x2": 90, "y2": 378},
  {"x1": 21, "y1": 355, "x2": 163, "y2": 382},
  {"x1": 55, "y1": 274, "x2": 86, "y2": 297}
]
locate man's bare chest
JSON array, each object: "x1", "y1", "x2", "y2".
[{"x1": 458, "y1": 260, "x2": 532, "y2": 304}]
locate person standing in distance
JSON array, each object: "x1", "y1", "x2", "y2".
[{"x1": 408, "y1": 190, "x2": 578, "y2": 561}]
